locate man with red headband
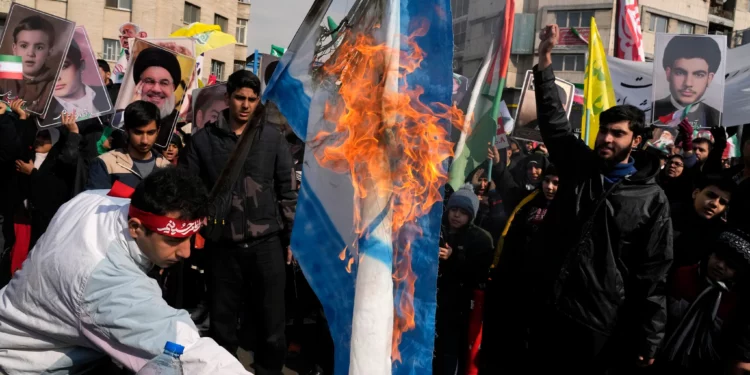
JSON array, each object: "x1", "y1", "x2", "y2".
[{"x1": 0, "y1": 168, "x2": 250, "y2": 374}]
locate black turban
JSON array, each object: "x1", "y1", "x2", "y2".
[{"x1": 133, "y1": 47, "x2": 181, "y2": 89}]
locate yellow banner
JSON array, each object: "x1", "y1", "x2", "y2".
[{"x1": 581, "y1": 18, "x2": 616, "y2": 149}]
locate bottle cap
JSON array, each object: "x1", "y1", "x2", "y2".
[{"x1": 164, "y1": 341, "x2": 184, "y2": 356}]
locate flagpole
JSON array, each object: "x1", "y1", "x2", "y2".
[{"x1": 486, "y1": 3, "x2": 514, "y2": 178}]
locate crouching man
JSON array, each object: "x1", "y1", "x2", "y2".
[{"x1": 0, "y1": 168, "x2": 250, "y2": 374}]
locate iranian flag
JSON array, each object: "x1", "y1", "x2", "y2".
[
  {"x1": 0, "y1": 55, "x2": 22, "y2": 80},
  {"x1": 657, "y1": 104, "x2": 693, "y2": 127}
]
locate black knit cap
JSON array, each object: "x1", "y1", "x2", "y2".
[
  {"x1": 133, "y1": 47, "x2": 182, "y2": 89},
  {"x1": 716, "y1": 228, "x2": 750, "y2": 269}
]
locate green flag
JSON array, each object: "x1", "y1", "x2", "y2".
[
  {"x1": 448, "y1": 0, "x2": 514, "y2": 190},
  {"x1": 270, "y1": 44, "x2": 286, "y2": 57}
]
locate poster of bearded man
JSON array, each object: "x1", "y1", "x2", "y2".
[
  {"x1": 651, "y1": 34, "x2": 726, "y2": 129},
  {"x1": 111, "y1": 39, "x2": 195, "y2": 148},
  {"x1": 0, "y1": 4, "x2": 75, "y2": 116}
]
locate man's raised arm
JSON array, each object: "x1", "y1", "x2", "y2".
[{"x1": 533, "y1": 24, "x2": 592, "y2": 176}]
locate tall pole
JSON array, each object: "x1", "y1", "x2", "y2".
[{"x1": 253, "y1": 49, "x2": 259, "y2": 75}]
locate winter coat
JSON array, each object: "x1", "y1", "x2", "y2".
[
  {"x1": 437, "y1": 221, "x2": 494, "y2": 317},
  {"x1": 0, "y1": 115, "x2": 79, "y2": 249},
  {"x1": 480, "y1": 191, "x2": 551, "y2": 373},
  {"x1": 86, "y1": 148, "x2": 171, "y2": 190},
  {"x1": 179, "y1": 108, "x2": 297, "y2": 244},
  {"x1": 0, "y1": 190, "x2": 250, "y2": 374},
  {"x1": 531, "y1": 64, "x2": 673, "y2": 360}
]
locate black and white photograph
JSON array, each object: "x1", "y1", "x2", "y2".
[
  {"x1": 37, "y1": 26, "x2": 113, "y2": 128},
  {"x1": 651, "y1": 34, "x2": 726, "y2": 128},
  {"x1": 0, "y1": 4, "x2": 76, "y2": 115}
]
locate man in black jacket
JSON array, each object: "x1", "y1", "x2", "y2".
[
  {"x1": 526, "y1": 25, "x2": 673, "y2": 373},
  {"x1": 180, "y1": 70, "x2": 296, "y2": 375}
]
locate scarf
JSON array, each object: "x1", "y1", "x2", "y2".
[{"x1": 603, "y1": 157, "x2": 636, "y2": 184}]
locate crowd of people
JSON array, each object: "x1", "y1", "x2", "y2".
[{"x1": 2, "y1": 20, "x2": 750, "y2": 375}]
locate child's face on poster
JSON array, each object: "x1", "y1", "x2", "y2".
[{"x1": 13, "y1": 30, "x2": 52, "y2": 77}]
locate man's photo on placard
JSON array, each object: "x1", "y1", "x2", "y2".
[
  {"x1": 0, "y1": 4, "x2": 75, "y2": 115},
  {"x1": 111, "y1": 39, "x2": 195, "y2": 147},
  {"x1": 38, "y1": 26, "x2": 113, "y2": 128},
  {"x1": 652, "y1": 34, "x2": 726, "y2": 128},
  {"x1": 192, "y1": 83, "x2": 228, "y2": 130}
]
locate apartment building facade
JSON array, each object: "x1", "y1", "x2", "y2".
[
  {"x1": 0, "y1": 0, "x2": 251, "y2": 81},
  {"x1": 454, "y1": 0, "x2": 750, "y2": 93}
]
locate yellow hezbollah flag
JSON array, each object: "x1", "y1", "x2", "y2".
[{"x1": 581, "y1": 18, "x2": 616, "y2": 149}]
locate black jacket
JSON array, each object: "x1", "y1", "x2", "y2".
[
  {"x1": 179, "y1": 108, "x2": 297, "y2": 244},
  {"x1": 0, "y1": 114, "x2": 79, "y2": 249},
  {"x1": 532, "y1": 65, "x2": 673, "y2": 359}
]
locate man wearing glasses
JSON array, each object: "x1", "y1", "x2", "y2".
[
  {"x1": 113, "y1": 22, "x2": 147, "y2": 83},
  {"x1": 179, "y1": 70, "x2": 297, "y2": 375}
]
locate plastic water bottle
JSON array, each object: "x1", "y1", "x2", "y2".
[{"x1": 136, "y1": 341, "x2": 184, "y2": 375}]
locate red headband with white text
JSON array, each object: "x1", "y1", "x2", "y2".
[{"x1": 128, "y1": 206, "x2": 202, "y2": 238}]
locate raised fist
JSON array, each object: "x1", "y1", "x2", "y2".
[{"x1": 539, "y1": 24, "x2": 559, "y2": 56}]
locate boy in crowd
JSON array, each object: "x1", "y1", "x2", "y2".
[
  {"x1": 434, "y1": 184, "x2": 494, "y2": 375},
  {"x1": 673, "y1": 175, "x2": 734, "y2": 267},
  {"x1": 86, "y1": 100, "x2": 170, "y2": 189},
  {"x1": 654, "y1": 228, "x2": 750, "y2": 374}
]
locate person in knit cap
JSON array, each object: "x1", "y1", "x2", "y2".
[
  {"x1": 434, "y1": 183, "x2": 494, "y2": 375},
  {"x1": 652, "y1": 228, "x2": 750, "y2": 374}
]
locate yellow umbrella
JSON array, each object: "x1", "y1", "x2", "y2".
[{"x1": 170, "y1": 23, "x2": 236, "y2": 55}]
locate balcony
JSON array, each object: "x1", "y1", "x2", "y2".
[{"x1": 709, "y1": 5, "x2": 733, "y2": 20}]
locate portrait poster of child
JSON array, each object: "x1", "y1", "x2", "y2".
[
  {"x1": 0, "y1": 4, "x2": 75, "y2": 116},
  {"x1": 37, "y1": 26, "x2": 113, "y2": 128}
]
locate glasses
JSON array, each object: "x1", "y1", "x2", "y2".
[
  {"x1": 142, "y1": 77, "x2": 173, "y2": 89},
  {"x1": 668, "y1": 161, "x2": 684, "y2": 167}
]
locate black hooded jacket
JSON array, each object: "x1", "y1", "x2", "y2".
[{"x1": 531, "y1": 64, "x2": 673, "y2": 360}]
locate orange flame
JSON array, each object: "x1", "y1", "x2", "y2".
[{"x1": 310, "y1": 20, "x2": 464, "y2": 363}]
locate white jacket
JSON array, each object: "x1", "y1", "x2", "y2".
[{"x1": 0, "y1": 190, "x2": 251, "y2": 374}]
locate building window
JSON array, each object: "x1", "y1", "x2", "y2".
[
  {"x1": 649, "y1": 14, "x2": 668, "y2": 32},
  {"x1": 106, "y1": 0, "x2": 132, "y2": 10},
  {"x1": 184, "y1": 2, "x2": 201, "y2": 24},
  {"x1": 211, "y1": 60, "x2": 225, "y2": 80},
  {"x1": 236, "y1": 18, "x2": 247, "y2": 45},
  {"x1": 677, "y1": 21, "x2": 694, "y2": 34},
  {"x1": 483, "y1": 16, "x2": 499, "y2": 36},
  {"x1": 234, "y1": 60, "x2": 245, "y2": 73},
  {"x1": 214, "y1": 14, "x2": 228, "y2": 32},
  {"x1": 451, "y1": 0, "x2": 469, "y2": 18},
  {"x1": 103, "y1": 39, "x2": 120, "y2": 61},
  {"x1": 551, "y1": 54, "x2": 585, "y2": 72},
  {"x1": 239, "y1": 0, "x2": 251, "y2": 3},
  {"x1": 554, "y1": 10, "x2": 594, "y2": 28},
  {"x1": 454, "y1": 20, "x2": 467, "y2": 52}
]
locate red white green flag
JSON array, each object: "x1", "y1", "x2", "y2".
[{"x1": 0, "y1": 55, "x2": 22, "y2": 80}]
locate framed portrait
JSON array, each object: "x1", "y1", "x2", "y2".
[
  {"x1": 0, "y1": 4, "x2": 76, "y2": 116},
  {"x1": 111, "y1": 38, "x2": 196, "y2": 148},
  {"x1": 512, "y1": 70, "x2": 575, "y2": 143},
  {"x1": 191, "y1": 83, "x2": 228, "y2": 130},
  {"x1": 651, "y1": 34, "x2": 727, "y2": 129},
  {"x1": 37, "y1": 26, "x2": 113, "y2": 128}
]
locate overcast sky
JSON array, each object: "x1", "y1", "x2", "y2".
[{"x1": 245, "y1": 0, "x2": 351, "y2": 56}]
